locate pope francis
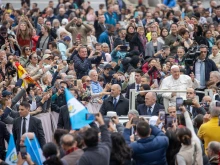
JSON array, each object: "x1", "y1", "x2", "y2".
[{"x1": 160, "y1": 65, "x2": 200, "y2": 104}]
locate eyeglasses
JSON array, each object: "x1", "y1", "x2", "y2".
[
  {"x1": 86, "y1": 80, "x2": 91, "y2": 82},
  {"x1": 25, "y1": 48, "x2": 30, "y2": 51},
  {"x1": 32, "y1": 56, "x2": 38, "y2": 59}
]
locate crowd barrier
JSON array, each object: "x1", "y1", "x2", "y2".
[
  {"x1": 129, "y1": 89, "x2": 214, "y2": 112},
  {"x1": 5, "y1": 89, "x2": 214, "y2": 142}
]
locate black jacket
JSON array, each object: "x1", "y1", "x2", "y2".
[
  {"x1": 186, "y1": 106, "x2": 206, "y2": 118},
  {"x1": 77, "y1": 125, "x2": 112, "y2": 165},
  {"x1": 130, "y1": 32, "x2": 145, "y2": 55},
  {"x1": 100, "y1": 95, "x2": 129, "y2": 116},
  {"x1": 57, "y1": 105, "x2": 71, "y2": 131},
  {"x1": 186, "y1": 58, "x2": 218, "y2": 82},
  {"x1": 125, "y1": 83, "x2": 135, "y2": 99},
  {"x1": 0, "y1": 121, "x2": 10, "y2": 160},
  {"x1": 51, "y1": 93, "x2": 67, "y2": 113},
  {"x1": 137, "y1": 103, "x2": 164, "y2": 116},
  {"x1": 12, "y1": 115, "x2": 46, "y2": 151},
  {"x1": 94, "y1": 20, "x2": 107, "y2": 40}
]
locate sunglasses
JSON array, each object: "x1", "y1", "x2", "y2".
[
  {"x1": 46, "y1": 58, "x2": 52, "y2": 60},
  {"x1": 32, "y1": 56, "x2": 38, "y2": 59},
  {"x1": 25, "y1": 48, "x2": 30, "y2": 51}
]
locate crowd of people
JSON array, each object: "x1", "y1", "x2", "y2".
[{"x1": 0, "y1": 0, "x2": 220, "y2": 164}]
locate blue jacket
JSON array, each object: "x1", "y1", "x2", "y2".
[
  {"x1": 104, "y1": 12, "x2": 116, "y2": 26},
  {"x1": 99, "y1": 31, "x2": 110, "y2": 47},
  {"x1": 123, "y1": 125, "x2": 169, "y2": 165},
  {"x1": 163, "y1": 0, "x2": 176, "y2": 8}
]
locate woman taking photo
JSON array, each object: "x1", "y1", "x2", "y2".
[
  {"x1": 16, "y1": 16, "x2": 33, "y2": 48},
  {"x1": 36, "y1": 25, "x2": 54, "y2": 53},
  {"x1": 175, "y1": 106, "x2": 203, "y2": 165}
]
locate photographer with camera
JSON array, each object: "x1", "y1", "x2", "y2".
[
  {"x1": 187, "y1": 45, "x2": 218, "y2": 90},
  {"x1": 185, "y1": 87, "x2": 206, "y2": 118}
]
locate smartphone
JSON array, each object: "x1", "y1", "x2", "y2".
[
  {"x1": 83, "y1": 83, "x2": 87, "y2": 90},
  {"x1": 85, "y1": 113, "x2": 96, "y2": 120},
  {"x1": 176, "y1": 38, "x2": 180, "y2": 42},
  {"x1": 165, "y1": 114, "x2": 174, "y2": 128},
  {"x1": 74, "y1": 80, "x2": 77, "y2": 86},
  {"x1": 183, "y1": 99, "x2": 193, "y2": 105},
  {"x1": 216, "y1": 101, "x2": 220, "y2": 107},
  {"x1": 159, "y1": 109, "x2": 165, "y2": 121},
  {"x1": 120, "y1": 46, "x2": 128, "y2": 52},
  {"x1": 76, "y1": 34, "x2": 81, "y2": 41},
  {"x1": 176, "y1": 97, "x2": 183, "y2": 114},
  {"x1": 94, "y1": 51, "x2": 99, "y2": 55},
  {"x1": 103, "y1": 117, "x2": 111, "y2": 128},
  {"x1": 131, "y1": 117, "x2": 139, "y2": 125},
  {"x1": 125, "y1": 42, "x2": 129, "y2": 47},
  {"x1": 20, "y1": 146, "x2": 27, "y2": 159}
]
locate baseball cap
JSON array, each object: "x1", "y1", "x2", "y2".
[
  {"x1": 64, "y1": 36, "x2": 71, "y2": 41},
  {"x1": 2, "y1": 90, "x2": 12, "y2": 97},
  {"x1": 42, "y1": 54, "x2": 52, "y2": 60}
]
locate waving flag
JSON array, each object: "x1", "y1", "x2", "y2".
[
  {"x1": 25, "y1": 136, "x2": 41, "y2": 165},
  {"x1": 5, "y1": 134, "x2": 18, "y2": 165},
  {"x1": 30, "y1": 135, "x2": 45, "y2": 164},
  {"x1": 15, "y1": 62, "x2": 41, "y2": 89},
  {"x1": 65, "y1": 88, "x2": 93, "y2": 130}
]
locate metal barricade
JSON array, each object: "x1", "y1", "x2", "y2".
[{"x1": 129, "y1": 89, "x2": 213, "y2": 112}]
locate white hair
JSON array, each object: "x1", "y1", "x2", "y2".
[
  {"x1": 209, "y1": 101, "x2": 220, "y2": 117},
  {"x1": 88, "y1": 70, "x2": 97, "y2": 77},
  {"x1": 210, "y1": 71, "x2": 220, "y2": 81}
]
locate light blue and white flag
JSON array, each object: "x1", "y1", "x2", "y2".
[
  {"x1": 65, "y1": 88, "x2": 94, "y2": 129},
  {"x1": 5, "y1": 134, "x2": 18, "y2": 165},
  {"x1": 31, "y1": 135, "x2": 45, "y2": 164},
  {"x1": 25, "y1": 136, "x2": 41, "y2": 165}
]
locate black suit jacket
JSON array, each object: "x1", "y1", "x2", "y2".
[
  {"x1": 125, "y1": 83, "x2": 135, "y2": 99},
  {"x1": 57, "y1": 105, "x2": 71, "y2": 131},
  {"x1": 187, "y1": 106, "x2": 206, "y2": 119},
  {"x1": 0, "y1": 121, "x2": 10, "y2": 160},
  {"x1": 94, "y1": 20, "x2": 106, "y2": 40},
  {"x1": 100, "y1": 95, "x2": 129, "y2": 116},
  {"x1": 12, "y1": 115, "x2": 46, "y2": 150},
  {"x1": 137, "y1": 103, "x2": 164, "y2": 116}
]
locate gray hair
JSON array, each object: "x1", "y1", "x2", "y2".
[
  {"x1": 209, "y1": 101, "x2": 220, "y2": 117},
  {"x1": 210, "y1": 71, "x2": 220, "y2": 81},
  {"x1": 112, "y1": 84, "x2": 121, "y2": 91},
  {"x1": 101, "y1": 43, "x2": 109, "y2": 48},
  {"x1": 146, "y1": 92, "x2": 157, "y2": 100},
  {"x1": 208, "y1": 141, "x2": 220, "y2": 155},
  {"x1": 128, "y1": 110, "x2": 139, "y2": 117},
  {"x1": 88, "y1": 70, "x2": 97, "y2": 77}
]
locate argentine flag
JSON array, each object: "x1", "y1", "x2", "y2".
[
  {"x1": 5, "y1": 134, "x2": 18, "y2": 165},
  {"x1": 65, "y1": 88, "x2": 94, "y2": 129}
]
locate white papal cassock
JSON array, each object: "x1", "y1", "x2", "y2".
[{"x1": 160, "y1": 74, "x2": 200, "y2": 104}]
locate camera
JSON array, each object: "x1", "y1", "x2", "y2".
[{"x1": 184, "y1": 42, "x2": 201, "y2": 66}]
